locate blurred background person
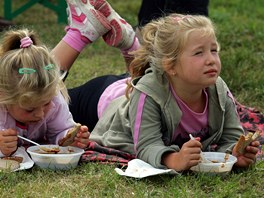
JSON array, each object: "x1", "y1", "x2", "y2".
[{"x1": 138, "y1": 0, "x2": 209, "y2": 27}]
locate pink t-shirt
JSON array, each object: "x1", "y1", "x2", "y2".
[
  {"x1": 170, "y1": 85, "x2": 209, "y2": 146},
  {"x1": 97, "y1": 78, "x2": 130, "y2": 118}
]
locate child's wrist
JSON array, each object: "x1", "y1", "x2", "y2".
[
  {"x1": 121, "y1": 37, "x2": 140, "y2": 58},
  {"x1": 8, "y1": 146, "x2": 18, "y2": 156}
]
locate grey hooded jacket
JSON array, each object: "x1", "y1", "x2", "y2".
[{"x1": 90, "y1": 68, "x2": 243, "y2": 169}]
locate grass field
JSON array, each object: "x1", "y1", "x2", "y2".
[{"x1": 0, "y1": 0, "x2": 264, "y2": 197}]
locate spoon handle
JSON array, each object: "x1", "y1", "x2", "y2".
[{"x1": 17, "y1": 135, "x2": 40, "y2": 146}]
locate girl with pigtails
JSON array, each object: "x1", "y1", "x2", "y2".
[{"x1": 0, "y1": 29, "x2": 90, "y2": 156}]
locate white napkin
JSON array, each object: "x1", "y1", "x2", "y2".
[{"x1": 115, "y1": 159, "x2": 179, "y2": 178}]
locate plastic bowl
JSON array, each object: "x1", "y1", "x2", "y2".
[
  {"x1": 190, "y1": 152, "x2": 237, "y2": 174},
  {"x1": 27, "y1": 145, "x2": 84, "y2": 170}
]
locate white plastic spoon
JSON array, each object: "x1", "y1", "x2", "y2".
[
  {"x1": 17, "y1": 135, "x2": 40, "y2": 146},
  {"x1": 17, "y1": 135, "x2": 59, "y2": 153}
]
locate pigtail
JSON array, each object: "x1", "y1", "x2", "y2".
[
  {"x1": 0, "y1": 29, "x2": 40, "y2": 55},
  {"x1": 126, "y1": 20, "x2": 161, "y2": 97},
  {"x1": 130, "y1": 20, "x2": 161, "y2": 78}
]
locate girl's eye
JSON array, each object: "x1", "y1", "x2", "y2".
[
  {"x1": 44, "y1": 102, "x2": 50, "y2": 106},
  {"x1": 194, "y1": 51, "x2": 202, "y2": 55},
  {"x1": 26, "y1": 109, "x2": 34, "y2": 113},
  {"x1": 211, "y1": 49, "x2": 218, "y2": 54}
]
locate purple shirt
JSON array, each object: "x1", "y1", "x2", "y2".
[{"x1": 170, "y1": 86, "x2": 209, "y2": 147}]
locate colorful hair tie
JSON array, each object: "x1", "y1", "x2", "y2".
[
  {"x1": 173, "y1": 15, "x2": 191, "y2": 23},
  {"x1": 20, "y1": 36, "x2": 33, "y2": 48}
]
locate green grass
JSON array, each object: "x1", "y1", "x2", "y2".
[
  {"x1": 0, "y1": 162, "x2": 264, "y2": 197},
  {"x1": 0, "y1": 0, "x2": 264, "y2": 197}
]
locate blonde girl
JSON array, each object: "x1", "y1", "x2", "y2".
[
  {"x1": 90, "y1": 14, "x2": 260, "y2": 171},
  {"x1": 0, "y1": 29, "x2": 89, "y2": 156}
]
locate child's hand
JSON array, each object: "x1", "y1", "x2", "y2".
[
  {"x1": 162, "y1": 139, "x2": 202, "y2": 171},
  {"x1": 0, "y1": 128, "x2": 18, "y2": 156},
  {"x1": 71, "y1": 125, "x2": 90, "y2": 149},
  {"x1": 233, "y1": 140, "x2": 260, "y2": 168}
]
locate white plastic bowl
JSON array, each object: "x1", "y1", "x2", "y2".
[
  {"x1": 27, "y1": 145, "x2": 84, "y2": 170},
  {"x1": 190, "y1": 152, "x2": 237, "y2": 174}
]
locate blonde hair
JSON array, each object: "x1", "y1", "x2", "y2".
[
  {"x1": 127, "y1": 14, "x2": 219, "y2": 95},
  {"x1": 0, "y1": 29, "x2": 69, "y2": 107}
]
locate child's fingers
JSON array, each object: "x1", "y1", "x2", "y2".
[
  {"x1": 74, "y1": 138, "x2": 90, "y2": 148},
  {"x1": 194, "y1": 137, "x2": 201, "y2": 141},
  {"x1": 74, "y1": 131, "x2": 90, "y2": 146},
  {"x1": 236, "y1": 146, "x2": 258, "y2": 167},
  {"x1": 185, "y1": 139, "x2": 202, "y2": 148},
  {"x1": 80, "y1": 125, "x2": 88, "y2": 132},
  {"x1": 245, "y1": 145, "x2": 259, "y2": 155},
  {"x1": 2, "y1": 128, "x2": 18, "y2": 136},
  {"x1": 75, "y1": 141, "x2": 86, "y2": 149},
  {"x1": 243, "y1": 150, "x2": 258, "y2": 160},
  {"x1": 71, "y1": 125, "x2": 90, "y2": 149},
  {"x1": 76, "y1": 131, "x2": 90, "y2": 139},
  {"x1": 250, "y1": 140, "x2": 260, "y2": 147}
]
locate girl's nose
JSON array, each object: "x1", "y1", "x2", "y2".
[
  {"x1": 206, "y1": 52, "x2": 216, "y2": 66},
  {"x1": 34, "y1": 108, "x2": 44, "y2": 119}
]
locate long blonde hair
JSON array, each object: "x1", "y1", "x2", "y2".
[
  {"x1": 0, "y1": 29, "x2": 69, "y2": 107},
  {"x1": 127, "y1": 14, "x2": 219, "y2": 95}
]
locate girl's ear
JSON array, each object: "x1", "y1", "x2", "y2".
[{"x1": 162, "y1": 57, "x2": 177, "y2": 76}]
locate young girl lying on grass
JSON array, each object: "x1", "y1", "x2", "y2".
[
  {"x1": 0, "y1": 29, "x2": 90, "y2": 156},
  {"x1": 89, "y1": 13, "x2": 260, "y2": 171}
]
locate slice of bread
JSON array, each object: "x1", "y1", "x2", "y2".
[
  {"x1": 59, "y1": 123, "x2": 81, "y2": 146},
  {"x1": 233, "y1": 131, "x2": 260, "y2": 155},
  {"x1": 1, "y1": 156, "x2": 23, "y2": 163},
  {"x1": 0, "y1": 158, "x2": 20, "y2": 172}
]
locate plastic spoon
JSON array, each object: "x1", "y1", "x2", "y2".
[
  {"x1": 17, "y1": 135, "x2": 59, "y2": 153},
  {"x1": 189, "y1": 134, "x2": 212, "y2": 163},
  {"x1": 17, "y1": 135, "x2": 40, "y2": 146}
]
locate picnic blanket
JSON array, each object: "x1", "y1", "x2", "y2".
[
  {"x1": 81, "y1": 102, "x2": 264, "y2": 166},
  {"x1": 236, "y1": 102, "x2": 264, "y2": 144}
]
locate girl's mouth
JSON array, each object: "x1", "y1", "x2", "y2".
[{"x1": 204, "y1": 69, "x2": 217, "y2": 74}]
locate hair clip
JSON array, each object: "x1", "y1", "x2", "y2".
[
  {"x1": 18, "y1": 64, "x2": 55, "y2": 74},
  {"x1": 44, "y1": 64, "x2": 55, "y2": 70},
  {"x1": 20, "y1": 36, "x2": 33, "y2": 48},
  {"x1": 18, "y1": 68, "x2": 36, "y2": 74}
]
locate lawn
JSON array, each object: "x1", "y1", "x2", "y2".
[{"x1": 0, "y1": 0, "x2": 264, "y2": 197}]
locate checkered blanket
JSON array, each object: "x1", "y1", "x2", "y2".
[{"x1": 237, "y1": 102, "x2": 264, "y2": 144}]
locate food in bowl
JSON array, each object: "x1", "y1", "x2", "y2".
[
  {"x1": 190, "y1": 152, "x2": 237, "y2": 174},
  {"x1": 38, "y1": 146, "x2": 61, "y2": 154},
  {"x1": 27, "y1": 145, "x2": 84, "y2": 170}
]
